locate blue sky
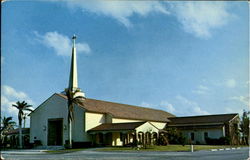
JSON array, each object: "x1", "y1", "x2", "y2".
[{"x1": 1, "y1": 1, "x2": 249, "y2": 126}]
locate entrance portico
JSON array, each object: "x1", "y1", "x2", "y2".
[{"x1": 88, "y1": 122, "x2": 160, "y2": 146}]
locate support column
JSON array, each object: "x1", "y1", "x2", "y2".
[
  {"x1": 128, "y1": 133, "x2": 131, "y2": 144},
  {"x1": 126, "y1": 133, "x2": 129, "y2": 145},
  {"x1": 102, "y1": 133, "x2": 106, "y2": 146},
  {"x1": 143, "y1": 132, "x2": 146, "y2": 148},
  {"x1": 157, "y1": 132, "x2": 159, "y2": 145},
  {"x1": 91, "y1": 134, "x2": 96, "y2": 146},
  {"x1": 134, "y1": 131, "x2": 137, "y2": 147}
]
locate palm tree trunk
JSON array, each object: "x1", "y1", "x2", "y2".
[
  {"x1": 69, "y1": 120, "x2": 72, "y2": 148},
  {"x1": 23, "y1": 118, "x2": 26, "y2": 128},
  {"x1": 19, "y1": 124, "x2": 22, "y2": 148}
]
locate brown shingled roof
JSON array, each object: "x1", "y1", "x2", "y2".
[
  {"x1": 57, "y1": 93, "x2": 175, "y2": 122},
  {"x1": 168, "y1": 113, "x2": 238, "y2": 126},
  {"x1": 172, "y1": 124, "x2": 224, "y2": 130},
  {"x1": 88, "y1": 122, "x2": 146, "y2": 132}
]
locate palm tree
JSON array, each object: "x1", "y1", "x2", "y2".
[
  {"x1": 0, "y1": 116, "x2": 16, "y2": 133},
  {"x1": 12, "y1": 101, "x2": 33, "y2": 148},
  {"x1": 22, "y1": 113, "x2": 28, "y2": 128},
  {"x1": 240, "y1": 110, "x2": 250, "y2": 145},
  {"x1": 0, "y1": 116, "x2": 16, "y2": 145},
  {"x1": 65, "y1": 89, "x2": 85, "y2": 148}
]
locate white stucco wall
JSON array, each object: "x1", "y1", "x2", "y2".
[
  {"x1": 206, "y1": 129, "x2": 224, "y2": 139},
  {"x1": 112, "y1": 118, "x2": 142, "y2": 123},
  {"x1": 181, "y1": 128, "x2": 224, "y2": 144},
  {"x1": 85, "y1": 112, "x2": 105, "y2": 131},
  {"x1": 72, "y1": 105, "x2": 86, "y2": 142},
  {"x1": 30, "y1": 94, "x2": 86, "y2": 146},
  {"x1": 112, "y1": 118, "x2": 166, "y2": 130},
  {"x1": 136, "y1": 122, "x2": 159, "y2": 133},
  {"x1": 150, "y1": 122, "x2": 166, "y2": 129},
  {"x1": 30, "y1": 94, "x2": 68, "y2": 146},
  {"x1": 112, "y1": 132, "x2": 123, "y2": 146}
]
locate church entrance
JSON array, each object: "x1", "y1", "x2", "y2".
[{"x1": 47, "y1": 119, "x2": 63, "y2": 146}]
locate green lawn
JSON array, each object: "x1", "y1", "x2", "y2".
[
  {"x1": 43, "y1": 145, "x2": 246, "y2": 153},
  {"x1": 44, "y1": 148, "x2": 88, "y2": 153},
  {"x1": 96, "y1": 145, "x2": 242, "y2": 152}
]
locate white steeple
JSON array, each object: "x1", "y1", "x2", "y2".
[{"x1": 67, "y1": 35, "x2": 85, "y2": 97}]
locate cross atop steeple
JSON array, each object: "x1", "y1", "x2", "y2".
[{"x1": 67, "y1": 34, "x2": 85, "y2": 97}]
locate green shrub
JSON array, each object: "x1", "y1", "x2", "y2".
[
  {"x1": 205, "y1": 136, "x2": 230, "y2": 145},
  {"x1": 165, "y1": 127, "x2": 186, "y2": 145}
]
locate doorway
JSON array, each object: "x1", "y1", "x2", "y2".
[{"x1": 47, "y1": 119, "x2": 63, "y2": 146}]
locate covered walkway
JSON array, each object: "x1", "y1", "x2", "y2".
[{"x1": 88, "y1": 122, "x2": 162, "y2": 146}]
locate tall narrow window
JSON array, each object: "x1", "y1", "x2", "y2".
[
  {"x1": 191, "y1": 132, "x2": 194, "y2": 141},
  {"x1": 204, "y1": 132, "x2": 208, "y2": 139}
]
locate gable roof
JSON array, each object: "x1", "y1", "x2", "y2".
[
  {"x1": 168, "y1": 113, "x2": 238, "y2": 126},
  {"x1": 56, "y1": 93, "x2": 175, "y2": 122},
  {"x1": 88, "y1": 122, "x2": 146, "y2": 132}
]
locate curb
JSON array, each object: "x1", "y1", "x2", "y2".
[{"x1": 211, "y1": 147, "x2": 241, "y2": 152}]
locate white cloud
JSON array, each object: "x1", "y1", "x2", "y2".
[
  {"x1": 170, "y1": 2, "x2": 233, "y2": 38},
  {"x1": 176, "y1": 95, "x2": 209, "y2": 115},
  {"x1": 34, "y1": 31, "x2": 91, "y2": 56},
  {"x1": 160, "y1": 101, "x2": 175, "y2": 113},
  {"x1": 211, "y1": 78, "x2": 237, "y2": 88},
  {"x1": 140, "y1": 96, "x2": 208, "y2": 116},
  {"x1": 1, "y1": 95, "x2": 18, "y2": 116},
  {"x1": 230, "y1": 95, "x2": 249, "y2": 107},
  {"x1": 225, "y1": 106, "x2": 248, "y2": 115},
  {"x1": 198, "y1": 85, "x2": 209, "y2": 91},
  {"x1": 1, "y1": 85, "x2": 35, "y2": 127},
  {"x1": 2, "y1": 85, "x2": 28, "y2": 100},
  {"x1": 246, "y1": 80, "x2": 250, "y2": 87},
  {"x1": 140, "y1": 101, "x2": 152, "y2": 108},
  {"x1": 63, "y1": 0, "x2": 169, "y2": 27},
  {"x1": 225, "y1": 107, "x2": 234, "y2": 113},
  {"x1": 50, "y1": 1, "x2": 233, "y2": 38},
  {"x1": 140, "y1": 101, "x2": 175, "y2": 113},
  {"x1": 225, "y1": 79, "x2": 236, "y2": 88},
  {"x1": 192, "y1": 85, "x2": 210, "y2": 95}
]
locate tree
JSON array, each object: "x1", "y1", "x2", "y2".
[
  {"x1": 0, "y1": 116, "x2": 16, "y2": 146},
  {"x1": 12, "y1": 101, "x2": 33, "y2": 148},
  {"x1": 165, "y1": 127, "x2": 186, "y2": 145},
  {"x1": 0, "y1": 116, "x2": 16, "y2": 133},
  {"x1": 22, "y1": 113, "x2": 28, "y2": 128},
  {"x1": 65, "y1": 89, "x2": 85, "y2": 148},
  {"x1": 240, "y1": 109, "x2": 249, "y2": 145}
]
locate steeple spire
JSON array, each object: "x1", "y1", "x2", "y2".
[
  {"x1": 67, "y1": 34, "x2": 85, "y2": 97},
  {"x1": 68, "y1": 35, "x2": 78, "y2": 90}
]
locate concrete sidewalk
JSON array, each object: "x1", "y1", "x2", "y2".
[{"x1": 1, "y1": 149, "x2": 47, "y2": 155}]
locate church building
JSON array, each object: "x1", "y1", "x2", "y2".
[
  {"x1": 29, "y1": 35, "x2": 174, "y2": 147},
  {"x1": 29, "y1": 35, "x2": 240, "y2": 147}
]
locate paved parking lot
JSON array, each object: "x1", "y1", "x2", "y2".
[{"x1": 1, "y1": 147, "x2": 249, "y2": 160}]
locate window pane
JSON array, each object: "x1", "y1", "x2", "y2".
[{"x1": 191, "y1": 133, "x2": 194, "y2": 140}]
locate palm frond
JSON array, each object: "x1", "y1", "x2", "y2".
[
  {"x1": 12, "y1": 101, "x2": 33, "y2": 126},
  {"x1": 65, "y1": 89, "x2": 85, "y2": 122},
  {"x1": 24, "y1": 108, "x2": 33, "y2": 112},
  {"x1": 1, "y1": 116, "x2": 16, "y2": 132}
]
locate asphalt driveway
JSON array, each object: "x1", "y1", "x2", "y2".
[{"x1": 1, "y1": 147, "x2": 249, "y2": 160}]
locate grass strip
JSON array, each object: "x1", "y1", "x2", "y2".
[
  {"x1": 96, "y1": 145, "x2": 244, "y2": 152},
  {"x1": 44, "y1": 148, "x2": 87, "y2": 154}
]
